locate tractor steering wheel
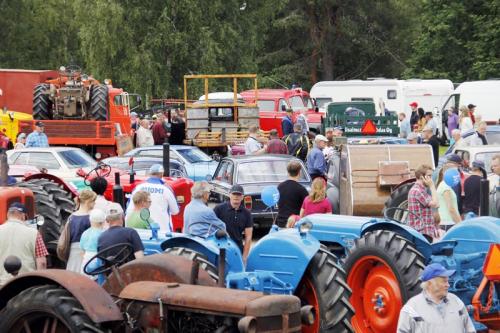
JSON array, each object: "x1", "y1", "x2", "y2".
[
  {"x1": 83, "y1": 162, "x2": 112, "y2": 186},
  {"x1": 383, "y1": 207, "x2": 418, "y2": 225},
  {"x1": 186, "y1": 221, "x2": 225, "y2": 238},
  {"x1": 59, "y1": 64, "x2": 82, "y2": 77},
  {"x1": 83, "y1": 243, "x2": 134, "y2": 276}
]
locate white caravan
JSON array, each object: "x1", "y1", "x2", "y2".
[
  {"x1": 310, "y1": 79, "x2": 454, "y2": 133},
  {"x1": 441, "y1": 80, "x2": 500, "y2": 124}
]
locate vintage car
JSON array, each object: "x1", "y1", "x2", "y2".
[
  {"x1": 123, "y1": 145, "x2": 218, "y2": 181},
  {"x1": 101, "y1": 156, "x2": 187, "y2": 177},
  {"x1": 208, "y1": 154, "x2": 311, "y2": 228}
]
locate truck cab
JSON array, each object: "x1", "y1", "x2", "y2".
[{"x1": 240, "y1": 88, "x2": 322, "y2": 136}]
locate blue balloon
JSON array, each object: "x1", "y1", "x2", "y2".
[
  {"x1": 261, "y1": 186, "x2": 280, "y2": 207},
  {"x1": 443, "y1": 168, "x2": 460, "y2": 187}
]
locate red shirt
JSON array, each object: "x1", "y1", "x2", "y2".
[
  {"x1": 301, "y1": 197, "x2": 332, "y2": 216},
  {"x1": 408, "y1": 182, "x2": 436, "y2": 237},
  {"x1": 266, "y1": 139, "x2": 288, "y2": 154},
  {"x1": 152, "y1": 122, "x2": 167, "y2": 145},
  {"x1": 35, "y1": 233, "x2": 49, "y2": 258}
]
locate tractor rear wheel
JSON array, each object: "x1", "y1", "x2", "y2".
[
  {"x1": 89, "y1": 84, "x2": 108, "y2": 121},
  {"x1": 0, "y1": 285, "x2": 102, "y2": 333},
  {"x1": 295, "y1": 248, "x2": 354, "y2": 333},
  {"x1": 32, "y1": 83, "x2": 52, "y2": 120},
  {"x1": 164, "y1": 247, "x2": 219, "y2": 282},
  {"x1": 17, "y1": 178, "x2": 75, "y2": 268},
  {"x1": 383, "y1": 182, "x2": 414, "y2": 222},
  {"x1": 343, "y1": 230, "x2": 425, "y2": 333}
]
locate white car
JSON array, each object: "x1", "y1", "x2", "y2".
[{"x1": 7, "y1": 147, "x2": 98, "y2": 180}]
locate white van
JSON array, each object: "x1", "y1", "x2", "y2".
[
  {"x1": 441, "y1": 80, "x2": 500, "y2": 124},
  {"x1": 310, "y1": 79, "x2": 454, "y2": 133}
]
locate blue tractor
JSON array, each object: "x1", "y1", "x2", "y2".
[
  {"x1": 136, "y1": 220, "x2": 355, "y2": 333},
  {"x1": 297, "y1": 213, "x2": 500, "y2": 333}
]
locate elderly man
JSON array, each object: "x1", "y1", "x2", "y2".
[
  {"x1": 25, "y1": 121, "x2": 49, "y2": 148},
  {"x1": 183, "y1": 181, "x2": 226, "y2": 236},
  {"x1": 98, "y1": 203, "x2": 144, "y2": 260},
  {"x1": 407, "y1": 132, "x2": 419, "y2": 144},
  {"x1": 152, "y1": 113, "x2": 169, "y2": 145},
  {"x1": 244, "y1": 125, "x2": 267, "y2": 155},
  {"x1": 136, "y1": 119, "x2": 154, "y2": 147},
  {"x1": 266, "y1": 128, "x2": 288, "y2": 154},
  {"x1": 0, "y1": 203, "x2": 48, "y2": 285},
  {"x1": 306, "y1": 134, "x2": 329, "y2": 180},
  {"x1": 126, "y1": 164, "x2": 179, "y2": 232},
  {"x1": 397, "y1": 263, "x2": 475, "y2": 333}
]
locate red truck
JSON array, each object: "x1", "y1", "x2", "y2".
[{"x1": 240, "y1": 88, "x2": 324, "y2": 137}]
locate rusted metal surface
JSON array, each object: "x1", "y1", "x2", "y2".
[
  {"x1": 103, "y1": 253, "x2": 216, "y2": 295},
  {"x1": 0, "y1": 269, "x2": 122, "y2": 323},
  {"x1": 119, "y1": 281, "x2": 302, "y2": 332}
]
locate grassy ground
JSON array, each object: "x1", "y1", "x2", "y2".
[{"x1": 439, "y1": 145, "x2": 448, "y2": 158}]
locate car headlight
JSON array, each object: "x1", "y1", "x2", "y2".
[{"x1": 298, "y1": 221, "x2": 313, "y2": 234}]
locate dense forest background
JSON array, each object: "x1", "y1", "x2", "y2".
[{"x1": 1, "y1": 0, "x2": 498, "y2": 103}]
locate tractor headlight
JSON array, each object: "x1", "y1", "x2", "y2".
[{"x1": 298, "y1": 221, "x2": 313, "y2": 234}]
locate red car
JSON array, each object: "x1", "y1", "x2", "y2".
[{"x1": 240, "y1": 88, "x2": 323, "y2": 137}]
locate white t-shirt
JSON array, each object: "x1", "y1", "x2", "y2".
[
  {"x1": 125, "y1": 179, "x2": 179, "y2": 232},
  {"x1": 460, "y1": 117, "x2": 473, "y2": 134},
  {"x1": 244, "y1": 136, "x2": 262, "y2": 155}
]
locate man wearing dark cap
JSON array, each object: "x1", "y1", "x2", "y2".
[
  {"x1": 397, "y1": 263, "x2": 475, "y2": 333},
  {"x1": 467, "y1": 104, "x2": 476, "y2": 124},
  {"x1": 463, "y1": 160, "x2": 486, "y2": 215},
  {"x1": 281, "y1": 109, "x2": 294, "y2": 136},
  {"x1": 0, "y1": 203, "x2": 48, "y2": 285},
  {"x1": 213, "y1": 184, "x2": 253, "y2": 265},
  {"x1": 25, "y1": 121, "x2": 49, "y2": 148}
]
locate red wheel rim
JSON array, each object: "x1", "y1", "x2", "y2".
[
  {"x1": 347, "y1": 255, "x2": 403, "y2": 333},
  {"x1": 296, "y1": 276, "x2": 320, "y2": 333}
]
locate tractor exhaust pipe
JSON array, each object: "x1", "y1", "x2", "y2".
[
  {"x1": 479, "y1": 178, "x2": 489, "y2": 216},
  {"x1": 113, "y1": 172, "x2": 124, "y2": 209},
  {"x1": 218, "y1": 248, "x2": 226, "y2": 288},
  {"x1": 163, "y1": 142, "x2": 170, "y2": 177}
]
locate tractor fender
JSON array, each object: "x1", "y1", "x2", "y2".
[
  {"x1": 361, "y1": 221, "x2": 433, "y2": 262},
  {"x1": 246, "y1": 227, "x2": 321, "y2": 292},
  {"x1": 160, "y1": 235, "x2": 245, "y2": 275},
  {"x1": 0, "y1": 269, "x2": 122, "y2": 323},
  {"x1": 391, "y1": 177, "x2": 416, "y2": 192},
  {"x1": 24, "y1": 173, "x2": 79, "y2": 197}
]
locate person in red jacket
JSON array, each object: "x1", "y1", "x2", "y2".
[{"x1": 152, "y1": 113, "x2": 170, "y2": 145}]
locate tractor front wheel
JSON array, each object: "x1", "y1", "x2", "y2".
[
  {"x1": 0, "y1": 285, "x2": 102, "y2": 333},
  {"x1": 343, "y1": 230, "x2": 425, "y2": 333},
  {"x1": 295, "y1": 248, "x2": 354, "y2": 333}
]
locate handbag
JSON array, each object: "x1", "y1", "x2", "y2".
[{"x1": 56, "y1": 215, "x2": 72, "y2": 262}]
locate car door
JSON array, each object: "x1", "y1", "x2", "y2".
[{"x1": 209, "y1": 159, "x2": 234, "y2": 203}]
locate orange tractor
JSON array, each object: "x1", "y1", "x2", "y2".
[{"x1": 17, "y1": 65, "x2": 140, "y2": 157}]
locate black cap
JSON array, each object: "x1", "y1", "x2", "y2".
[
  {"x1": 425, "y1": 111, "x2": 433, "y2": 116},
  {"x1": 446, "y1": 153, "x2": 463, "y2": 165},
  {"x1": 467, "y1": 104, "x2": 476, "y2": 109},
  {"x1": 8, "y1": 202, "x2": 27, "y2": 214},
  {"x1": 230, "y1": 184, "x2": 244, "y2": 195},
  {"x1": 35, "y1": 121, "x2": 44, "y2": 127}
]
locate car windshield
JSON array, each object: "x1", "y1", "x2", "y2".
[
  {"x1": 59, "y1": 150, "x2": 97, "y2": 168},
  {"x1": 289, "y1": 96, "x2": 305, "y2": 108},
  {"x1": 236, "y1": 160, "x2": 309, "y2": 184},
  {"x1": 176, "y1": 148, "x2": 212, "y2": 163},
  {"x1": 486, "y1": 132, "x2": 500, "y2": 145}
]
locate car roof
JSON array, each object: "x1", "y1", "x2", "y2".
[
  {"x1": 455, "y1": 145, "x2": 500, "y2": 153},
  {"x1": 7, "y1": 147, "x2": 82, "y2": 152},
  {"x1": 103, "y1": 156, "x2": 182, "y2": 165},
  {"x1": 222, "y1": 154, "x2": 301, "y2": 162}
]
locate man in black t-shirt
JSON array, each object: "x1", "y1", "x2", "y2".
[
  {"x1": 463, "y1": 160, "x2": 486, "y2": 215},
  {"x1": 98, "y1": 203, "x2": 145, "y2": 261},
  {"x1": 422, "y1": 126, "x2": 440, "y2": 167},
  {"x1": 214, "y1": 184, "x2": 253, "y2": 265},
  {"x1": 276, "y1": 160, "x2": 309, "y2": 227}
]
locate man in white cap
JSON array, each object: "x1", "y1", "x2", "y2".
[
  {"x1": 397, "y1": 263, "x2": 475, "y2": 333},
  {"x1": 125, "y1": 164, "x2": 179, "y2": 232},
  {"x1": 306, "y1": 134, "x2": 329, "y2": 180}
]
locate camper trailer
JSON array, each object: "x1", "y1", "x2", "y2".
[
  {"x1": 310, "y1": 79, "x2": 454, "y2": 134},
  {"x1": 441, "y1": 80, "x2": 500, "y2": 124}
]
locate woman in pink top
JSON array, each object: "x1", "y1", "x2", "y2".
[{"x1": 300, "y1": 178, "x2": 333, "y2": 217}]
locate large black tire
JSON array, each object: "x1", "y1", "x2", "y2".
[
  {"x1": 296, "y1": 248, "x2": 354, "y2": 333},
  {"x1": 0, "y1": 285, "x2": 102, "y2": 332},
  {"x1": 383, "y1": 182, "x2": 414, "y2": 222},
  {"x1": 343, "y1": 230, "x2": 425, "y2": 333},
  {"x1": 17, "y1": 179, "x2": 75, "y2": 267},
  {"x1": 89, "y1": 84, "x2": 108, "y2": 121},
  {"x1": 32, "y1": 83, "x2": 52, "y2": 120},
  {"x1": 164, "y1": 247, "x2": 219, "y2": 282}
]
